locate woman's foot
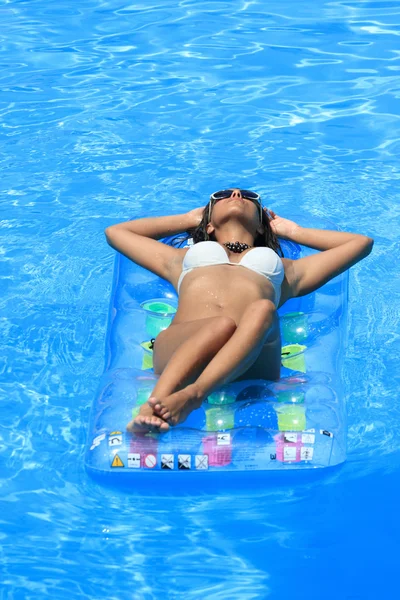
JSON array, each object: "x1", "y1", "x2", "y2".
[
  {"x1": 148, "y1": 383, "x2": 204, "y2": 427},
  {"x1": 126, "y1": 402, "x2": 169, "y2": 434}
]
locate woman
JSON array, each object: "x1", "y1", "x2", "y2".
[{"x1": 105, "y1": 188, "x2": 373, "y2": 434}]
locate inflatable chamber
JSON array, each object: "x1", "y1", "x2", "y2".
[{"x1": 85, "y1": 229, "x2": 349, "y2": 483}]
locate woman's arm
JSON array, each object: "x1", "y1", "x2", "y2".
[
  {"x1": 105, "y1": 209, "x2": 203, "y2": 282},
  {"x1": 106, "y1": 212, "x2": 196, "y2": 240},
  {"x1": 267, "y1": 210, "x2": 368, "y2": 250},
  {"x1": 290, "y1": 226, "x2": 369, "y2": 251},
  {"x1": 267, "y1": 210, "x2": 374, "y2": 298},
  {"x1": 288, "y1": 236, "x2": 373, "y2": 298}
]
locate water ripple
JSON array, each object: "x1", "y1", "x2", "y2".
[{"x1": 1, "y1": 0, "x2": 400, "y2": 596}]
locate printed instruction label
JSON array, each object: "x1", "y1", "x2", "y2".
[
  {"x1": 283, "y1": 446, "x2": 297, "y2": 461},
  {"x1": 144, "y1": 454, "x2": 157, "y2": 469},
  {"x1": 301, "y1": 447, "x2": 314, "y2": 461},
  {"x1": 283, "y1": 433, "x2": 298, "y2": 444},
  {"x1": 161, "y1": 454, "x2": 174, "y2": 470},
  {"x1": 195, "y1": 455, "x2": 209, "y2": 470},
  {"x1": 178, "y1": 454, "x2": 191, "y2": 470},
  {"x1": 127, "y1": 453, "x2": 141, "y2": 469},
  {"x1": 217, "y1": 433, "x2": 231, "y2": 446},
  {"x1": 108, "y1": 431, "x2": 123, "y2": 446}
]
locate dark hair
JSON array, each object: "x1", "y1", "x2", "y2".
[{"x1": 171, "y1": 200, "x2": 284, "y2": 257}]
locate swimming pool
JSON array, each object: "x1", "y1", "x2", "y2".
[{"x1": 1, "y1": 0, "x2": 399, "y2": 597}]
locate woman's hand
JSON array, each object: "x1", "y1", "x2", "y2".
[
  {"x1": 186, "y1": 206, "x2": 206, "y2": 228},
  {"x1": 265, "y1": 209, "x2": 300, "y2": 240}
]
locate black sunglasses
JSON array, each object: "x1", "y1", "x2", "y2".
[{"x1": 210, "y1": 189, "x2": 260, "y2": 201}]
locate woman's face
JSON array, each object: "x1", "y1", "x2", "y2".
[{"x1": 209, "y1": 189, "x2": 261, "y2": 226}]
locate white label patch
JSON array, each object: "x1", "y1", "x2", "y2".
[
  {"x1": 127, "y1": 453, "x2": 141, "y2": 469},
  {"x1": 302, "y1": 433, "x2": 315, "y2": 444},
  {"x1": 217, "y1": 433, "x2": 231, "y2": 446},
  {"x1": 108, "y1": 432, "x2": 123, "y2": 446},
  {"x1": 144, "y1": 454, "x2": 157, "y2": 468},
  {"x1": 283, "y1": 446, "x2": 297, "y2": 461},
  {"x1": 301, "y1": 447, "x2": 314, "y2": 461},
  {"x1": 195, "y1": 455, "x2": 209, "y2": 470}
]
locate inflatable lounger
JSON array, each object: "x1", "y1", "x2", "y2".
[{"x1": 85, "y1": 228, "x2": 348, "y2": 483}]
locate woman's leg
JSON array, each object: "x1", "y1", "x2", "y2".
[
  {"x1": 127, "y1": 316, "x2": 237, "y2": 432},
  {"x1": 148, "y1": 299, "x2": 278, "y2": 429}
]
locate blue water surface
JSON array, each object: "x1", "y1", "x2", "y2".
[{"x1": 1, "y1": 0, "x2": 400, "y2": 598}]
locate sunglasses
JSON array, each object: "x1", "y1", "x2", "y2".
[{"x1": 208, "y1": 189, "x2": 262, "y2": 222}]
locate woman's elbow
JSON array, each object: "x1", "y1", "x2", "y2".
[
  {"x1": 104, "y1": 225, "x2": 119, "y2": 245},
  {"x1": 362, "y1": 236, "x2": 374, "y2": 257},
  {"x1": 105, "y1": 224, "x2": 122, "y2": 236}
]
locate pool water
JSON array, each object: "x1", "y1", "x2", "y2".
[{"x1": 1, "y1": 0, "x2": 400, "y2": 598}]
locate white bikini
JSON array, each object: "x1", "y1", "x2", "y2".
[{"x1": 177, "y1": 241, "x2": 284, "y2": 306}]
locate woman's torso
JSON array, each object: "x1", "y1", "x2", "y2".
[{"x1": 168, "y1": 242, "x2": 291, "y2": 326}]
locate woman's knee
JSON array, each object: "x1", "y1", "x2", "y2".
[
  {"x1": 209, "y1": 316, "x2": 237, "y2": 340},
  {"x1": 153, "y1": 316, "x2": 236, "y2": 374}
]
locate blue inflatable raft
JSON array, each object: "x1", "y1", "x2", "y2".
[{"x1": 85, "y1": 223, "x2": 349, "y2": 484}]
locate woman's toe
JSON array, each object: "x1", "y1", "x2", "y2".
[
  {"x1": 160, "y1": 408, "x2": 171, "y2": 419},
  {"x1": 148, "y1": 398, "x2": 165, "y2": 416},
  {"x1": 150, "y1": 416, "x2": 169, "y2": 431}
]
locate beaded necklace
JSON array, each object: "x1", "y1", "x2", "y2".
[{"x1": 223, "y1": 241, "x2": 252, "y2": 253}]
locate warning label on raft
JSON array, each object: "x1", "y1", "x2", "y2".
[{"x1": 111, "y1": 454, "x2": 124, "y2": 468}]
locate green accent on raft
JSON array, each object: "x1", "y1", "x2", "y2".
[
  {"x1": 141, "y1": 301, "x2": 176, "y2": 315},
  {"x1": 281, "y1": 343, "x2": 307, "y2": 373},
  {"x1": 275, "y1": 404, "x2": 306, "y2": 431},
  {"x1": 141, "y1": 354, "x2": 153, "y2": 370},
  {"x1": 206, "y1": 406, "x2": 235, "y2": 431},
  {"x1": 207, "y1": 391, "x2": 236, "y2": 405},
  {"x1": 281, "y1": 311, "x2": 309, "y2": 344},
  {"x1": 205, "y1": 391, "x2": 236, "y2": 431},
  {"x1": 276, "y1": 390, "x2": 305, "y2": 404},
  {"x1": 140, "y1": 341, "x2": 154, "y2": 370},
  {"x1": 140, "y1": 341, "x2": 154, "y2": 352},
  {"x1": 141, "y1": 299, "x2": 177, "y2": 338}
]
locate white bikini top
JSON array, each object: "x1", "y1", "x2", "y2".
[{"x1": 177, "y1": 241, "x2": 284, "y2": 305}]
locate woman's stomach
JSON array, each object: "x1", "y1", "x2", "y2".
[{"x1": 172, "y1": 265, "x2": 277, "y2": 325}]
